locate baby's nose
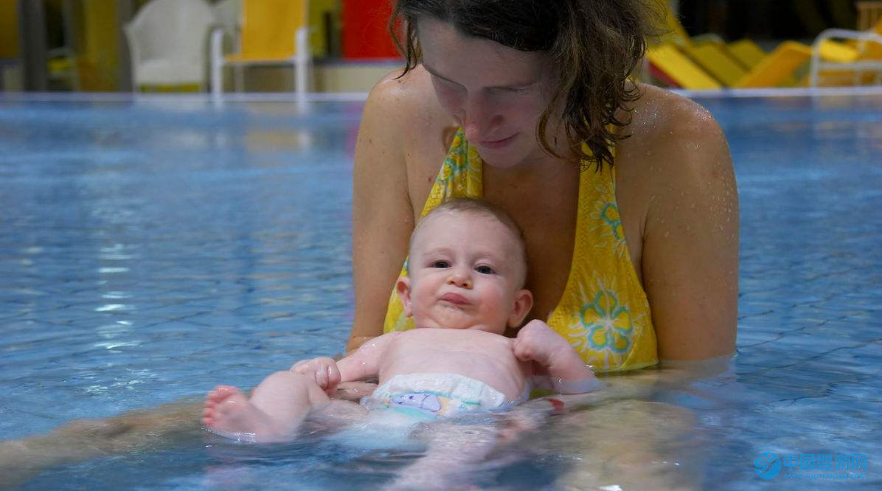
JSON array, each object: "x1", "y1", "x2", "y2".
[{"x1": 447, "y1": 269, "x2": 472, "y2": 288}]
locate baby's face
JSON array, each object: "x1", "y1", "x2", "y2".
[{"x1": 397, "y1": 211, "x2": 532, "y2": 334}]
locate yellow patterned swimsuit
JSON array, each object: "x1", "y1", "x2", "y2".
[{"x1": 383, "y1": 129, "x2": 658, "y2": 372}]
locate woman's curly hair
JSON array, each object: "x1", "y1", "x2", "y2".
[{"x1": 389, "y1": 0, "x2": 665, "y2": 170}]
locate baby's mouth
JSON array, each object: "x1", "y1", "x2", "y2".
[{"x1": 439, "y1": 292, "x2": 470, "y2": 306}]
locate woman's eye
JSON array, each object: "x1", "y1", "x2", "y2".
[
  {"x1": 475, "y1": 265, "x2": 495, "y2": 275},
  {"x1": 432, "y1": 261, "x2": 450, "y2": 268},
  {"x1": 489, "y1": 86, "x2": 528, "y2": 95}
]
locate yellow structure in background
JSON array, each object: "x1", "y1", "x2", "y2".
[
  {"x1": 810, "y1": 15, "x2": 882, "y2": 86},
  {"x1": 679, "y1": 41, "x2": 747, "y2": 86},
  {"x1": 646, "y1": 0, "x2": 882, "y2": 89},
  {"x1": 645, "y1": 44, "x2": 722, "y2": 89},
  {"x1": 646, "y1": 0, "x2": 816, "y2": 89},
  {"x1": 0, "y1": 2, "x2": 19, "y2": 59},
  {"x1": 72, "y1": 0, "x2": 121, "y2": 91},
  {"x1": 212, "y1": 0, "x2": 314, "y2": 98},
  {"x1": 308, "y1": 0, "x2": 338, "y2": 58},
  {"x1": 736, "y1": 41, "x2": 812, "y2": 88},
  {"x1": 216, "y1": 0, "x2": 337, "y2": 58},
  {"x1": 230, "y1": 0, "x2": 307, "y2": 61},
  {"x1": 726, "y1": 39, "x2": 767, "y2": 69}
]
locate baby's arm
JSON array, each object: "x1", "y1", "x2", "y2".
[
  {"x1": 291, "y1": 332, "x2": 398, "y2": 392},
  {"x1": 512, "y1": 320, "x2": 601, "y2": 394},
  {"x1": 336, "y1": 331, "x2": 397, "y2": 381}
]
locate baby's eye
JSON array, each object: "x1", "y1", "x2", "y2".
[
  {"x1": 431, "y1": 260, "x2": 450, "y2": 268},
  {"x1": 475, "y1": 265, "x2": 495, "y2": 275}
]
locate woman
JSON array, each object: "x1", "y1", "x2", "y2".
[
  {"x1": 0, "y1": 0, "x2": 737, "y2": 485},
  {"x1": 349, "y1": 0, "x2": 738, "y2": 371}
]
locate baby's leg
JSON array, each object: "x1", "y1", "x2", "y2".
[
  {"x1": 203, "y1": 371, "x2": 330, "y2": 443},
  {"x1": 386, "y1": 422, "x2": 502, "y2": 490}
]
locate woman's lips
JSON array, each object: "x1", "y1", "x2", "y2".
[
  {"x1": 439, "y1": 292, "x2": 470, "y2": 306},
  {"x1": 480, "y1": 133, "x2": 517, "y2": 149}
]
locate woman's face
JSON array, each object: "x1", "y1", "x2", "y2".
[{"x1": 417, "y1": 17, "x2": 557, "y2": 168}]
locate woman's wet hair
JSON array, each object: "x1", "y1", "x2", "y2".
[{"x1": 390, "y1": 0, "x2": 665, "y2": 170}]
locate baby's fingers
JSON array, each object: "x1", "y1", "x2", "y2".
[
  {"x1": 511, "y1": 339, "x2": 533, "y2": 362},
  {"x1": 326, "y1": 363, "x2": 341, "y2": 388}
]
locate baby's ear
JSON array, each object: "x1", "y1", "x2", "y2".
[
  {"x1": 395, "y1": 276, "x2": 414, "y2": 317},
  {"x1": 508, "y1": 289, "x2": 533, "y2": 327}
]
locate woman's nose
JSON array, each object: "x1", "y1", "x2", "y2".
[{"x1": 462, "y1": 96, "x2": 499, "y2": 142}]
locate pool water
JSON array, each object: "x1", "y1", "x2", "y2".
[{"x1": 0, "y1": 91, "x2": 880, "y2": 490}]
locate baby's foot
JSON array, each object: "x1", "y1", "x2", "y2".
[{"x1": 202, "y1": 386, "x2": 293, "y2": 443}]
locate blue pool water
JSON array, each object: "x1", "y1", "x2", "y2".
[{"x1": 0, "y1": 91, "x2": 880, "y2": 490}]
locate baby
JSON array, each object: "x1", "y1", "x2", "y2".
[{"x1": 203, "y1": 198, "x2": 598, "y2": 443}]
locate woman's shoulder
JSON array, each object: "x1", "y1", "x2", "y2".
[
  {"x1": 614, "y1": 84, "x2": 735, "y2": 253},
  {"x1": 626, "y1": 84, "x2": 726, "y2": 148},
  {"x1": 363, "y1": 66, "x2": 451, "y2": 135},
  {"x1": 619, "y1": 84, "x2": 731, "y2": 180},
  {"x1": 360, "y1": 66, "x2": 456, "y2": 197}
]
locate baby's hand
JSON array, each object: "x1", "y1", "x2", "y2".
[
  {"x1": 512, "y1": 320, "x2": 600, "y2": 394},
  {"x1": 290, "y1": 357, "x2": 341, "y2": 392},
  {"x1": 511, "y1": 320, "x2": 570, "y2": 365}
]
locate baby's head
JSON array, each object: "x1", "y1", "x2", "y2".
[{"x1": 396, "y1": 198, "x2": 533, "y2": 335}]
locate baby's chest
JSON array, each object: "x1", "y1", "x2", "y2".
[{"x1": 394, "y1": 337, "x2": 514, "y2": 368}]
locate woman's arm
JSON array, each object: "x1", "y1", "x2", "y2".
[
  {"x1": 636, "y1": 94, "x2": 739, "y2": 361},
  {"x1": 0, "y1": 398, "x2": 203, "y2": 488},
  {"x1": 348, "y1": 73, "x2": 419, "y2": 353}
]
